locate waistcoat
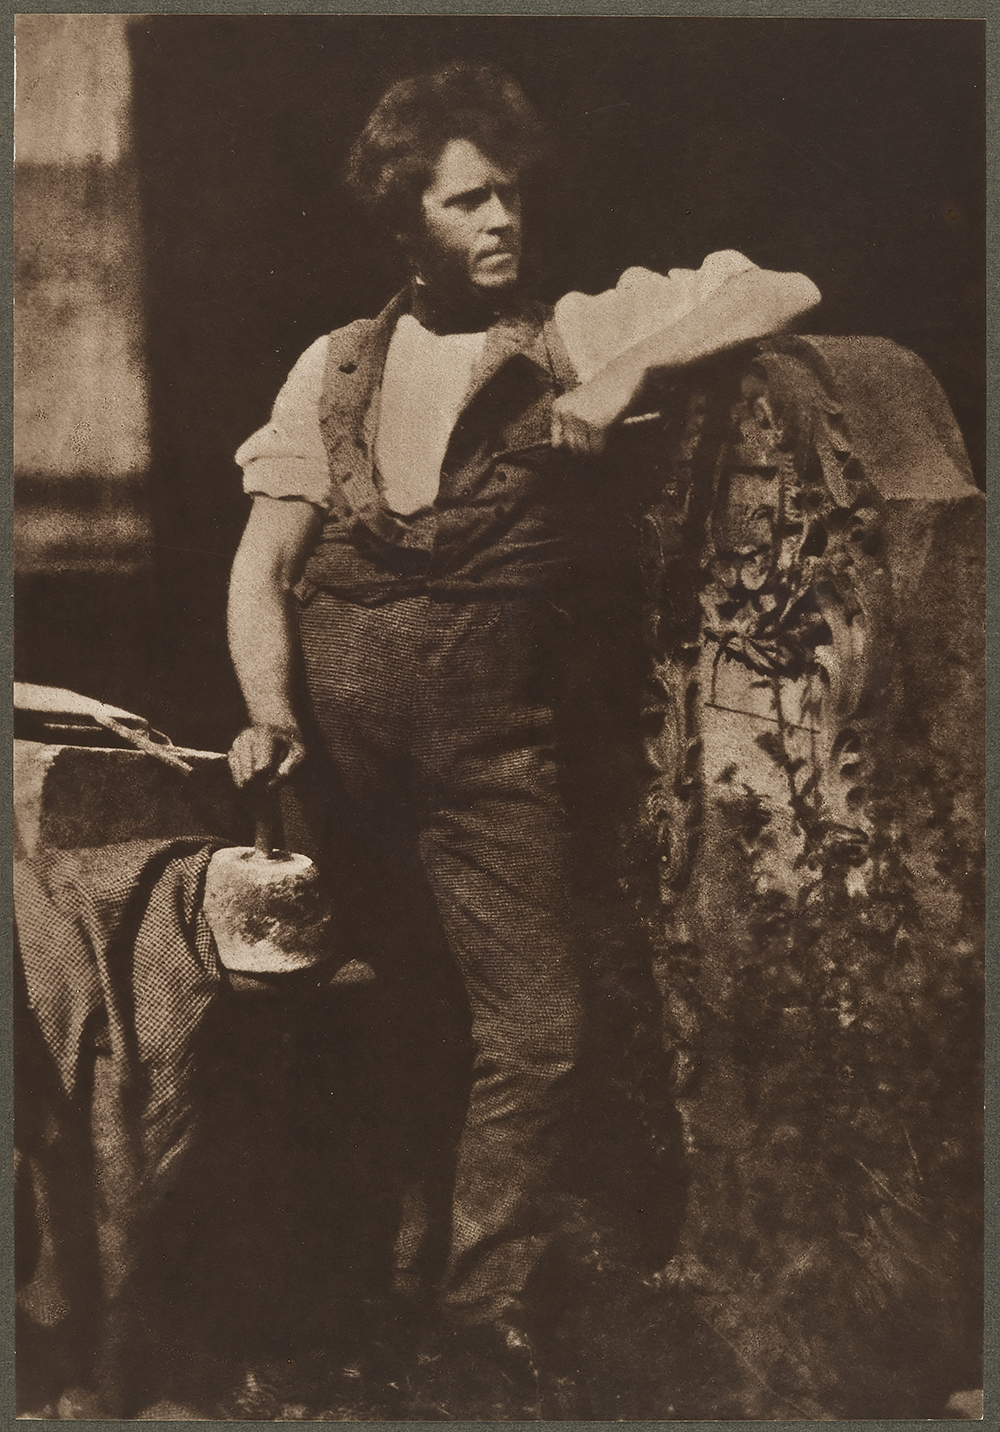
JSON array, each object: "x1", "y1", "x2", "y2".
[{"x1": 297, "y1": 290, "x2": 581, "y2": 606}]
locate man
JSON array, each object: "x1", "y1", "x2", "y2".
[{"x1": 227, "y1": 61, "x2": 818, "y2": 1396}]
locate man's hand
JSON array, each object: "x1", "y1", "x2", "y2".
[
  {"x1": 551, "y1": 363, "x2": 643, "y2": 458},
  {"x1": 228, "y1": 722, "x2": 307, "y2": 789}
]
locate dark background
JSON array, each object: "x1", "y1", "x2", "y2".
[{"x1": 114, "y1": 17, "x2": 985, "y2": 747}]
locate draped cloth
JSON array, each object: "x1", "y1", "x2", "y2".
[{"x1": 15, "y1": 838, "x2": 221, "y2": 1414}]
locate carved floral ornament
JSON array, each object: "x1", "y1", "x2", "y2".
[{"x1": 640, "y1": 341, "x2": 897, "y2": 906}]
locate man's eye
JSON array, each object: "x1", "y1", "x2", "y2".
[{"x1": 450, "y1": 187, "x2": 489, "y2": 211}]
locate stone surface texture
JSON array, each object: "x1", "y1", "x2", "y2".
[
  {"x1": 14, "y1": 741, "x2": 244, "y2": 862},
  {"x1": 631, "y1": 335, "x2": 984, "y2": 1417}
]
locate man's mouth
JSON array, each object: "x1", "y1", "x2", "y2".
[{"x1": 478, "y1": 253, "x2": 518, "y2": 275}]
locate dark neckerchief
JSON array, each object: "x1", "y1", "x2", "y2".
[{"x1": 408, "y1": 277, "x2": 522, "y2": 336}]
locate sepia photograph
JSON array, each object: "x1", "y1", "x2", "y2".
[{"x1": 12, "y1": 14, "x2": 986, "y2": 1421}]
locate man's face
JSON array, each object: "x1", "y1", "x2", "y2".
[{"x1": 415, "y1": 138, "x2": 522, "y2": 295}]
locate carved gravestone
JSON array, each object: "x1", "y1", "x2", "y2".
[{"x1": 635, "y1": 337, "x2": 983, "y2": 1417}]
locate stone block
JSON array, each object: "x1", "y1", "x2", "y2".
[{"x1": 14, "y1": 740, "x2": 247, "y2": 860}]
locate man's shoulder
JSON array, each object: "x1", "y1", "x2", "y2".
[
  {"x1": 330, "y1": 310, "x2": 386, "y2": 337},
  {"x1": 323, "y1": 316, "x2": 379, "y2": 357},
  {"x1": 297, "y1": 317, "x2": 382, "y2": 391},
  {"x1": 319, "y1": 290, "x2": 410, "y2": 362}
]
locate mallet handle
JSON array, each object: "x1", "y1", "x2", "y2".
[{"x1": 248, "y1": 778, "x2": 283, "y2": 858}]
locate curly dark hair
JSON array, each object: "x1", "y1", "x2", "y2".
[{"x1": 346, "y1": 62, "x2": 547, "y2": 239}]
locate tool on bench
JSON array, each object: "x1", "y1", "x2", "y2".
[{"x1": 14, "y1": 682, "x2": 195, "y2": 771}]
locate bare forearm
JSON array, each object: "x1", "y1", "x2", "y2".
[
  {"x1": 228, "y1": 548, "x2": 302, "y2": 730},
  {"x1": 228, "y1": 496, "x2": 321, "y2": 732},
  {"x1": 607, "y1": 268, "x2": 820, "y2": 390},
  {"x1": 551, "y1": 267, "x2": 820, "y2": 455}
]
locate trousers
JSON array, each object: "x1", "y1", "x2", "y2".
[{"x1": 297, "y1": 592, "x2": 584, "y2": 1325}]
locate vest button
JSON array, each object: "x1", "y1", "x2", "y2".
[{"x1": 339, "y1": 360, "x2": 357, "y2": 374}]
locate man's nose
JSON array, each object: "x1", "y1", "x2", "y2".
[{"x1": 483, "y1": 191, "x2": 516, "y2": 230}]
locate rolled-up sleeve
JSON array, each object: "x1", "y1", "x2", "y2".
[
  {"x1": 554, "y1": 250, "x2": 759, "y2": 384},
  {"x1": 235, "y1": 335, "x2": 331, "y2": 507}
]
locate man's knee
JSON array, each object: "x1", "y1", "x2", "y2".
[{"x1": 474, "y1": 998, "x2": 583, "y2": 1086}]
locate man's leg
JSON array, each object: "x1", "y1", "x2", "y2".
[
  {"x1": 417, "y1": 771, "x2": 583, "y2": 1330},
  {"x1": 411, "y1": 599, "x2": 585, "y2": 1332},
  {"x1": 298, "y1": 596, "x2": 474, "y2": 1302},
  {"x1": 301, "y1": 594, "x2": 585, "y2": 1334}
]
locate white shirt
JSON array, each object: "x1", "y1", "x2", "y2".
[
  {"x1": 374, "y1": 315, "x2": 486, "y2": 514},
  {"x1": 235, "y1": 251, "x2": 758, "y2": 510}
]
